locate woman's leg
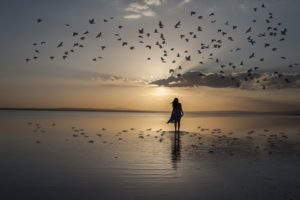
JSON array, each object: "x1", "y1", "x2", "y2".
[
  {"x1": 177, "y1": 119, "x2": 181, "y2": 132},
  {"x1": 174, "y1": 122, "x2": 177, "y2": 132}
]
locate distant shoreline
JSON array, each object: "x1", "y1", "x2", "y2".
[{"x1": 0, "y1": 108, "x2": 300, "y2": 116}]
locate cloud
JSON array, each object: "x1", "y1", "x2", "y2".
[
  {"x1": 90, "y1": 73, "x2": 149, "y2": 87},
  {"x1": 124, "y1": 0, "x2": 165, "y2": 19},
  {"x1": 144, "y1": 0, "x2": 163, "y2": 6},
  {"x1": 151, "y1": 71, "x2": 300, "y2": 90},
  {"x1": 182, "y1": 0, "x2": 192, "y2": 3},
  {"x1": 126, "y1": 2, "x2": 150, "y2": 12},
  {"x1": 178, "y1": 0, "x2": 192, "y2": 6},
  {"x1": 124, "y1": 14, "x2": 141, "y2": 19}
]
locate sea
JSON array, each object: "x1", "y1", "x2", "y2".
[{"x1": 0, "y1": 110, "x2": 299, "y2": 200}]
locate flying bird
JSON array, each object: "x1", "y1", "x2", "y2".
[
  {"x1": 159, "y1": 21, "x2": 164, "y2": 28},
  {"x1": 96, "y1": 32, "x2": 102, "y2": 38},
  {"x1": 89, "y1": 18, "x2": 95, "y2": 24},
  {"x1": 228, "y1": 37, "x2": 234, "y2": 41},
  {"x1": 138, "y1": 28, "x2": 144, "y2": 34},
  {"x1": 175, "y1": 21, "x2": 181, "y2": 28},
  {"x1": 245, "y1": 27, "x2": 252, "y2": 33},
  {"x1": 281, "y1": 28, "x2": 287, "y2": 35},
  {"x1": 249, "y1": 53, "x2": 255, "y2": 59},
  {"x1": 57, "y1": 42, "x2": 63, "y2": 48}
]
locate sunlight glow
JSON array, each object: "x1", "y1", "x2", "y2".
[
  {"x1": 147, "y1": 86, "x2": 176, "y2": 97},
  {"x1": 152, "y1": 87, "x2": 170, "y2": 96}
]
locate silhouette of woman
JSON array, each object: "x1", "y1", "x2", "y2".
[{"x1": 167, "y1": 98, "x2": 184, "y2": 133}]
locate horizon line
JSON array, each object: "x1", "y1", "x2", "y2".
[{"x1": 0, "y1": 107, "x2": 300, "y2": 116}]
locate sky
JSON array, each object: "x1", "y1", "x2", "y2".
[{"x1": 0, "y1": 0, "x2": 300, "y2": 111}]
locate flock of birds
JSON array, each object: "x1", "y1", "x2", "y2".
[
  {"x1": 26, "y1": 121, "x2": 299, "y2": 158},
  {"x1": 25, "y1": 3, "x2": 298, "y2": 89}
]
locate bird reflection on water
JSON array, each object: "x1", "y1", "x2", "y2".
[{"x1": 171, "y1": 131, "x2": 181, "y2": 170}]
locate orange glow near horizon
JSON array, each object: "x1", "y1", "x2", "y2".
[{"x1": 1, "y1": 81, "x2": 300, "y2": 112}]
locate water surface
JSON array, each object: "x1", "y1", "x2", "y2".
[{"x1": 0, "y1": 111, "x2": 299, "y2": 200}]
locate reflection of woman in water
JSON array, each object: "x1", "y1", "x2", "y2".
[
  {"x1": 167, "y1": 98, "x2": 184, "y2": 133},
  {"x1": 171, "y1": 129, "x2": 181, "y2": 170}
]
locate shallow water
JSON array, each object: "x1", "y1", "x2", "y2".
[{"x1": 0, "y1": 110, "x2": 300, "y2": 200}]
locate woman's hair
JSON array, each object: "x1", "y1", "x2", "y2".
[{"x1": 172, "y1": 98, "x2": 179, "y2": 109}]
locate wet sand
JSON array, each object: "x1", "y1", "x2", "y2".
[{"x1": 0, "y1": 110, "x2": 300, "y2": 200}]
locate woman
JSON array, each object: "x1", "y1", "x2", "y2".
[{"x1": 167, "y1": 98, "x2": 184, "y2": 133}]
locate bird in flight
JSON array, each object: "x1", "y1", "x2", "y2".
[
  {"x1": 24, "y1": 2, "x2": 297, "y2": 90},
  {"x1": 89, "y1": 18, "x2": 95, "y2": 24},
  {"x1": 175, "y1": 21, "x2": 181, "y2": 28},
  {"x1": 57, "y1": 42, "x2": 63, "y2": 48}
]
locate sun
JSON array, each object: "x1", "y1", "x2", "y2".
[{"x1": 151, "y1": 86, "x2": 171, "y2": 97}]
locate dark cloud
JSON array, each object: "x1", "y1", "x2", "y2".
[{"x1": 151, "y1": 71, "x2": 300, "y2": 89}]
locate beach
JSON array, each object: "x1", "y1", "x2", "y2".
[{"x1": 0, "y1": 110, "x2": 299, "y2": 200}]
